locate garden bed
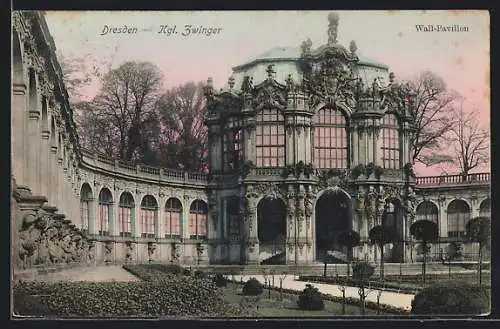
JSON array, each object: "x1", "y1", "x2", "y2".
[
  {"x1": 298, "y1": 272, "x2": 490, "y2": 294},
  {"x1": 227, "y1": 278, "x2": 410, "y2": 315},
  {"x1": 13, "y1": 266, "x2": 240, "y2": 318}
]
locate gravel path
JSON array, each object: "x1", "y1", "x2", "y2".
[{"x1": 232, "y1": 275, "x2": 414, "y2": 311}]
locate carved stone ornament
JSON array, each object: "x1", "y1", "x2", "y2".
[
  {"x1": 14, "y1": 183, "x2": 94, "y2": 270},
  {"x1": 253, "y1": 82, "x2": 288, "y2": 111},
  {"x1": 253, "y1": 183, "x2": 282, "y2": 200}
]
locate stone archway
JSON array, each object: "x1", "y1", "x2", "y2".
[
  {"x1": 257, "y1": 197, "x2": 287, "y2": 264},
  {"x1": 315, "y1": 190, "x2": 351, "y2": 262}
]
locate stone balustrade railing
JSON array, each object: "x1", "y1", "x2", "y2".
[
  {"x1": 415, "y1": 172, "x2": 490, "y2": 187},
  {"x1": 80, "y1": 148, "x2": 208, "y2": 185}
]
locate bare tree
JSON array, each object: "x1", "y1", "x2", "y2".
[
  {"x1": 57, "y1": 47, "x2": 117, "y2": 104},
  {"x1": 278, "y1": 271, "x2": 287, "y2": 300},
  {"x1": 157, "y1": 81, "x2": 208, "y2": 171},
  {"x1": 406, "y1": 71, "x2": 459, "y2": 166},
  {"x1": 445, "y1": 101, "x2": 490, "y2": 176}
]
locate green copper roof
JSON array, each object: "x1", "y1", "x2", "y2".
[{"x1": 233, "y1": 46, "x2": 389, "y2": 70}]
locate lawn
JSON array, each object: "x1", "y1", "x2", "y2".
[{"x1": 221, "y1": 282, "x2": 382, "y2": 317}]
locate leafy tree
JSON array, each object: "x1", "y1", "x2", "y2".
[
  {"x1": 337, "y1": 230, "x2": 361, "y2": 277},
  {"x1": 369, "y1": 225, "x2": 396, "y2": 280},
  {"x1": 157, "y1": 81, "x2": 208, "y2": 171},
  {"x1": 318, "y1": 232, "x2": 336, "y2": 278},
  {"x1": 76, "y1": 61, "x2": 164, "y2": 162},
  {"x1": 405, "y1": 71, "x2": 459, "y2": 166},
  {"x1": 273, "y1": 233, "x2": 287, "y2": 255},
  {"x1": 410, "y1": 220, "x2": 439, "y2": 284},
  {"x1": 466, "y1": 216, "x2": 491, "y2": 285}
]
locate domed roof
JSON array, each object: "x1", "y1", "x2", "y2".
[{"x1": 233, "y1": 46, "x2": 389, "y2": 71}]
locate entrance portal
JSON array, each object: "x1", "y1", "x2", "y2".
[
  {"x1": 315, "y1": 191, "x2": 350, "y2": 262},
  {"x1": 257, "y1": 198, "x2": 286, "y2": 264}
]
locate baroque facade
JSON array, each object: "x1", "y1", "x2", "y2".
[{"x1": 11, "y1": 11, "x2": 490, "y2": 271}]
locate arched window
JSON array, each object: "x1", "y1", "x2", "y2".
[
  {"x1": 80, "y1": 184, "x2": 92, "y2": 233},
  {"x1": 255, "y1": 109, "x2": 285, "y2": 167},
  {"x1": 227, "y1": 197, "x2": 240, "y2": 240},
  {"x1": 141, "y1": 195, "x2": 157, "y2": 238},
  {"x1": 381, "y1": 113, "x2": 400, "y2": 169},
  {"x1": 189, "y1": 200, "x2": 208, "y2": 239},
  {"x1": 223, "y1": 129, "x2": 243, "y2": 171},
  {"x1": 41, "y1": 96, "x2": 48, "y2": 123},
  {"x1": 165, "y1": 198, "x2": 182, "y2": 239},
  {"x1": 479, "y1": 198, "x2": 491, "y2": 218},
  {"x1": 28, "y1": 68, "x2": 37, "y2": 112},
  {"x1": 97, "y1": 188, "x2": 113, "y2": 236},
  {"x1": 416, "y1": 201, "x2": 438, "y2": 223},
  {"x1": 447, "y1": 199, "x2": 470, "y2": 238},
  {"x1": 119, "y1": 192, "x2": 134, "y2": 237},
  {"x1": 313, "y1": 107, "x2": 347, "y2": 169}
]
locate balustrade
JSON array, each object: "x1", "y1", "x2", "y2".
[
  {"x1": 416, "y1": 173, "x2": 490, "y2": 187},
  {"x1": 80, "y1": 148, "x2": 207, "y2": 184}
]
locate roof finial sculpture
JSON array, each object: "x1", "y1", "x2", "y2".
[
  {"x1": 349, "y1": 40, "x2": 357, "y2": 54},
  {"x1": 327, "y1": 12, "x2": 339, "y2": 45},
  {"x1": 228, "y1": 75, "x2": 235, "y2": 89},
  {"x1": 266, "y1": 64, "x2": 276, "y2": 79}
]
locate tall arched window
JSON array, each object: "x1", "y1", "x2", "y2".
[
  {"x1": 381, "y1": 113, "x2": 400, "y2": 169},
  {"x1": 416, "y1": 201, "x2": 439, "y2": 223},
  {"x1": 119, "y1": 192, "x2": 134, "y2": 237},
  {"x1": 227, "y1": 197, "x2": 240, "y2": 240},
  {"x1": 479, "y1": 198, "x2": 491, "y2": 218},
  {"x1": 223, "y1": 129, "x2": 243, "y2": 171},
  {"x1": 189, "y1": 200, "x2": 208, "y2": 239},
  {"x1": 97, "y1": 188, "x2": 113, "y2": 236},
  {"x1": 313, "y1": 107, "x2": 348, "y2": 169},
  {"x1": 165, "y1": 198, "x2": 182, "y2": 239},
  {"x1": 255, "y1": 109, "x2": 285, "y2": 167},
  {"x1": 141, "y1": 195, "x2": 157, "y2": 238},
  {"x1": 80, "y1": 183, "x2": 92, "y2": 233},
  {"x1": 447, "y1": 199, "x2": 471, "y2": 238}
]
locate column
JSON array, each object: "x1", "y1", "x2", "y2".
[
  {"x1": 438, "y1": 198, "x2": 448, "y2": 238},
  {"x1": 183, "y1": 196, "x2": 190, "y2": 239},
  {"x1": 285, "y1": 187, "x2": 296, "y2": 264},
  {"x1": 12, "y1": 83, "x2": 27, "y2": 186},
  {"x1": 244, "y1": 196, "x2": 259, "y2": 264},
  {"x1": 133, "y1": 199, "x2": 141, "y2": 238},
  {"x1": 286, "y1": 126, "x2": 294, "y2": 165},
  {"x1": 49, "y1": 141, "x2": 58, "y2": 206},
  {"x1": 112, "y1": 201, "x2": 120, "y2": 237},
  {"x1": 26, "y1": 109, "x2": 40, "y2": 194}
]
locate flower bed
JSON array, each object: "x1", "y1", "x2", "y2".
[
  {"x1": 13, "y1": 266, "x2": 241, "y2": 318},
  {"x1": 227, "y1": 278, "x2": 410, "y2": 315}
]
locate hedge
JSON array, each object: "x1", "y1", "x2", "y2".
[
  {"x1": 411, "y1": 281, "x2": 490, "y2": 315},
  {"x1": 13, "y1": 266, "x2": 242, "y2": 317}
]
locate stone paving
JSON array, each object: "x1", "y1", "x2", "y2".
[
  {"x1": 37, "y1": 265, "x2": 139, "y2": 282},
  {"x1": 231, "y1": 274, "x2": 415, "y2": 311}
]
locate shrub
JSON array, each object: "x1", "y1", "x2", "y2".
[
  {"x1": 297, "y1": 284, "x2": 325, "y2": 311},
  {"x1": 411, "y1": 281, "x2": 490, "y2": 315},
  {"x1": 194, "y1": 270, "x2": 205, "y2": 279},
  {"x1": 213, "y1": 273, "x2": 227, "y2": 287},
  {"x1": 352, "y1": 261, "x2": 375, "y2": 282},
  {"x1": 242, "y1": 277, "x2": 263, "y2": 296}
]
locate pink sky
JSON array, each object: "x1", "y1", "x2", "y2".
[{"x1": 43, "y1": 10, "x2": 490, "y2": 176}]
